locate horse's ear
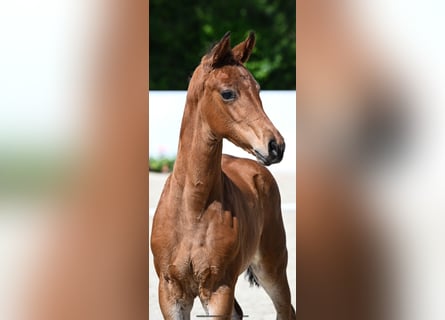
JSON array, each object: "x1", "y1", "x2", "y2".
[
  {"x1": 232, "y1": 31, "x2": 256, "y2": 64},
  {"x1": 209, "y1": 31, "x2": 233, "y2": 68}
]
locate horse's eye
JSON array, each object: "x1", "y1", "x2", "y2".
[{"x1": 221, "y1": 90, "x2": 236, "y2": 101}]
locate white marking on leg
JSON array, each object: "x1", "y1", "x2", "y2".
[{"x1": 167, "y1": 301, "x2": 193, "y2": 320}]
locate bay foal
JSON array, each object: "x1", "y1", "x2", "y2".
[{"x1": 150, "y1": 32, "x2": 295, "y2": 319}]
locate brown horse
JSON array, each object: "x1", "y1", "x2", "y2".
[{"x1": 150, "y1": 32, "x2": 295, "y2": 319}]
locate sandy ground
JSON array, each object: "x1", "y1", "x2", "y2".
[{"x1": 149, "y1": 171, "x2": 296, "y2": 319}]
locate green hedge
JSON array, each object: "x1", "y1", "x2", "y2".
[{"x1": 149, "y1": 157, "x2": 175, "y2": 173}]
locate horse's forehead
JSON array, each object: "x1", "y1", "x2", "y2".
[{"x1": 211, "y1": 67, "x2": 255, "y2": 86}]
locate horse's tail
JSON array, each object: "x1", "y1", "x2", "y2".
[{"x1": 245, "y1": 266, "x2": 260, "y2": 287}]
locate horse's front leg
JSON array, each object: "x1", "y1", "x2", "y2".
[
  {"x1": 158, "y1": 276, "x2": 194, "y2": 320},
  {"x1": 205, "y1": 285, "x2": 241, "y2": 320}
]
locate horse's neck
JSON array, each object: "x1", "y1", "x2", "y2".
[{"x1": 172, "y1": 101, "x2": 224, "y2": 213}]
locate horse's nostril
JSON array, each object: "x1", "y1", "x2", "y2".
[
  {"x1": 269, "y1": 139, "x2": 285, "y2": 160},
  {"x1": 269, "y1": 140, "x2": 279, "y2": 157},
  {"x1": 263, "y1": 139, "x2": 284, "y2": 165}
]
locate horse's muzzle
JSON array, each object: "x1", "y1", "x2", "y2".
[{"x1": 255, "y1": 140, "x2": 285, "y2": 166}]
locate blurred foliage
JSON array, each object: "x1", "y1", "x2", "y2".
[
  {"x1": 149, "y1": 0, "x2": 295, "y2": 90},
  {"x1": 149, "y1": 157, "x2": 175, "y2": 173}
]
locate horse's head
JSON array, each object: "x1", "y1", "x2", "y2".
[{"x1": 187, "y1": 32, "x2": 285, "y2": 166}]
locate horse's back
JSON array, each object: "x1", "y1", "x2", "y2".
[
  {"x1": 221, "y1": 154, "x2": 280, "y2": 200},
  {"x1": 221, "y1": 154, "x2": 282, "y2": 229}
]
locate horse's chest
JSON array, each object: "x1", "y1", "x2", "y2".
[
  {"x1": 185, "y1": 205, "x2": 241, "y2": 266},
  {"x1": 157, "y1": 238, "x2": 232, "y2": 301},
  {"x1": 165, "y1": 207, "x2": 242, "y2": 280},
  {"x1": 154, "y1": 197, "x2": 260, "y2": 296}
]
